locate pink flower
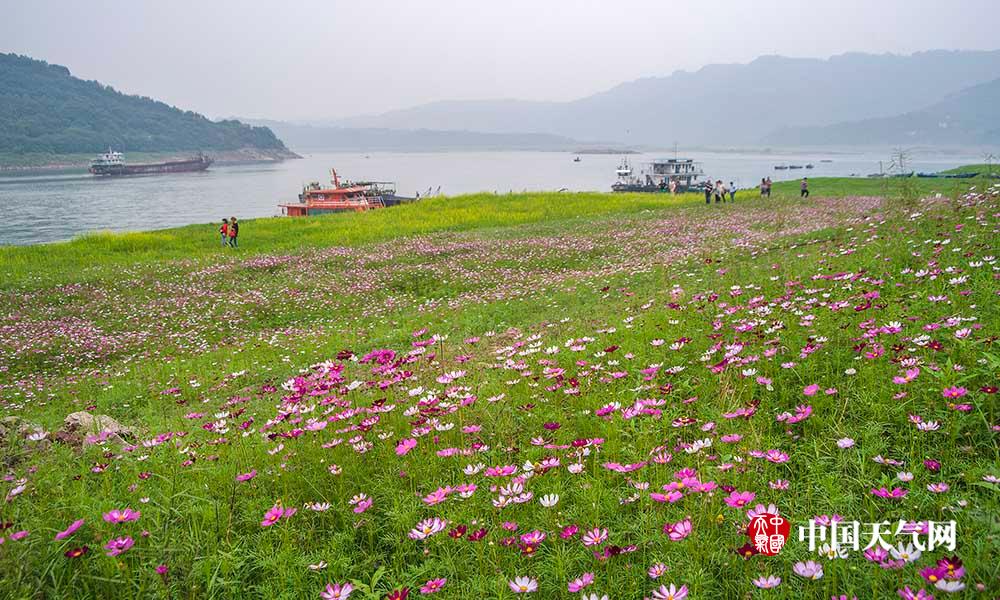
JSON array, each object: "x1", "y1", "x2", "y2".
[
  {"x1": 55, "y1": 519, "x2": 85, "y2": 540},
  {"x1": 803, "y1": 384, "x2": 820, "y2": 396},
  {"x1": 260, "y1": 503, "x2": 295, "y2": 527},
  {"x1": 104, "y1": 536, "x2": 135, "y2": 557},
  {"x1": 752, "y1": 575, "x2": 781, "y2": 589},
  {"x1": 871, "y1": 487, "x2": 908, "y2": 500},
  {"x1": 581, "y1": 527, "x2": 608, "y2": 547},
  {"x1": 663, "y1": 518, "x2": 692, "y2": 541},
  {"x1": 409, "y1": 517, "x2": 448, "y2": 540},
  {"x1": 941, "y1": 386, "x2": 967, "y2": 399},
  {"x1": 567, "y1": 572, "x2": 594, "y2": 593},
  {"x1": 508, "y1": 576, "x2": 538, "y2": 594},
  {"x1": 419, "y1": 578, "x2": 446, "y2": 594},
  {"x1": 792, "y1": 560, "x2": 824, "y2": 580},
  {"x1": 396, "y1": 438, "x2": 418, "y2": 456},
  {"x1": 103, "y1": 508, "x2": 141, "y2": 524},
  {"x1": 650, "y1": 583, "x2": 688, "y2": 600},
  {"x1": 236, "y1": 470, "x2": 257, "y2": 482},
  {"x1": 648, "y1": 563, "x2": 668, "y2": 579},
  {"x1": 723, "y1": 490, "x2": 755, "y2": 508},
  {"x1": 320, "y1": 582, "x2": 354, "y2": 599}
]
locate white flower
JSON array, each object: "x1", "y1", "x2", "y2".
[
  {"x1": 890, "y1": 542, "x2": 921, "y2": 563},
  {"x1": 935, "y1": 580, "x2": 965, "y2": 593},
  {"x1": 836, "y1": 437, "x2": 855, "y2": 448},
  {"x1": 539, "y1": 494, "x2": 559, "y2": 508}
]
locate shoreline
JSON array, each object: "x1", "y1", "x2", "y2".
[{"x1": 0, "y1": 147, "x2": 302, "y2": 174}]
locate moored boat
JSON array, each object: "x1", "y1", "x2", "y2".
[
  {"x1": 279, "y1": 168, "x2": 414, "y2": 217},
  {"x1": 612, "y1": 157, "x2": 703, "y2": 192}
]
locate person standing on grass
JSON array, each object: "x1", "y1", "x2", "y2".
[
  {"x1": 714, "y1": 179, "x2": 724, "y2": 203},
  {"x1": 229, "y1": 216, "x2": 239, "y2": 247},
  {"x1": 800, "y1": 178, "x2": 809, "y2": 198},
  {"x1": 760, "y1": 178, "x2": 767, "y2": 198},
  {"x1": 765, "y1": 177, "x2": 772, "y2": 198},
  {"x1": 704, "y1": 180, "x2": 712, "y2": 204},
  {"x1": 220, "y1": 219, "x2": 229, "y2": 247},
  {"x1": 729, "y1": 181, "x2": 736, "y2": 202}
]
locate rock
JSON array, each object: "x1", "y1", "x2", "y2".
[{"x1": 62, "y1": 412, "x2": 134, "y2": 441}]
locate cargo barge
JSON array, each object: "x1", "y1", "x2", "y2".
[{"x1": 89, "y1": 150, "x2": 213, "y2": 176}]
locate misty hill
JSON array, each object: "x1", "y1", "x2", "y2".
[
  {"x1": 0, "y1": 53, "x2": 290, "y2": 155},
  {"x1": 333, "y1": 50, "x2": 1000, "y2": 146},
  {"x1": 763, "y1": 77, "x2": 1000, "y2": 146},
  {"x1": 244, "y1": 119, "x2": 593, "y2": 152}
]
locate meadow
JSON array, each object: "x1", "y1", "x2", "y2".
[{"x1": 0, "y1": 176, "x2": 997, "y2": 599}]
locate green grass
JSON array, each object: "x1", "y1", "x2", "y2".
[
  {"x1": 0, "y1": 180, "x2": 998, "y2": 599},
  {"x1": 939, "y1": 163, "x2": 1000, "y2": 176}
]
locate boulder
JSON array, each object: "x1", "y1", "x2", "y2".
[{"x1": 62, "y1": 412, "x2": 134, "y2": 441}]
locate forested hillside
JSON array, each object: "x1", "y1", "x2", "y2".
[{"x1": 0, "y1": 53, "x2": 288, "y2": 154}]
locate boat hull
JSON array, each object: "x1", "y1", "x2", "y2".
[{"x1": 90, "y1": 157, "x2": 213, "y2": 176}]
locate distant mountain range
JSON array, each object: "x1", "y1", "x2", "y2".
[
  {"x1": 0, "y1": 53, "x2": 293, "y2": 156},
  {"x1": 323, "y1": 50, "x2": 1000, "y2": 148},
  {"x1": 764, "y1": 77, "x2": 1000, "y2": 146},
  {"x1": 242, "y1": 119, "x2": 595, "y2": 152}
]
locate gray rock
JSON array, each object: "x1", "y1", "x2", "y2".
[{"x1": 62, "y1": 412, "x2": 134, "y2": 440}]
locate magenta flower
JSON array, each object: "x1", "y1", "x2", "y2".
[
  {"x1": 419, "y1": 578, "x2": 446, "y2": 594},
  {"x1": 723, "y1": 490, "x2": 755, "y2": 508},
  {"x1": 871, "y1": 487, "x2": 908, "y2": 500},
  {"x1": 941, "y1": 386, "x2": 967, "y2": 399},
  {"x1": 396, "y1": 438, "x2": 418, "y2": 456},
  {"x1": 663, "y1": 518, "x2": 692, "y2": 541},
  {"x1": 260, "y1": 503, "x2": 295, "y2": 527},
  {"x1": 104, "y1": 536, "x2": 135, "y2": 557},
  {"x1": 236, "y1": 470, "x2": 257, "y2": 482},
  {"x1": 103, "y1": 509, "x2": 141, "y2": 524},
  {"x1": 55, "y1": 519, "x2": 85, "y2": 540},
  {"x1": 803, "y1": 383, "x2": 820, "y2": 396}
]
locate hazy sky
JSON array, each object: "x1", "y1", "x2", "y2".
[{"x1": 3, "y1": 0, "x2": 999, "y2": 121}]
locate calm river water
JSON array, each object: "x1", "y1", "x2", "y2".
[{"x1": 0, "y1": 150, "x2": 981, "y2": 245}]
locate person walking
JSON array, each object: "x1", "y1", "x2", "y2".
[
  {"x1": 765, "y1": 177, "x2": 772, "y2": 198},
  {"x1": 760, "y1": 178, "x2": 767, "y2": 198},
  {"x1": 228, "y1": 216, "x2": 239, "y2": 247},
  {"x1": 220, "y1": 219, "x2": 229, "y2": 247},
  {"x1": 714, "y1": 180, "x2": 723, "y2": 203},
  {"x1": 729, "y1": 181, "x2": 736, "y2": 202},
  {"x1": 703, "y1": 180, "x2": 712, "y2": 204},
  {"x1": 800, "y1": 178, "x2": 809, "y2": 198}
]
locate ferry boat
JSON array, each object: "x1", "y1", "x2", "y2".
[
  {"x1": 89, "y1": 149, "x2": 212, "y2": 176},
  {"x1": 612, "y1": 158, "x2": 703, "y2": 192},
  {"x1": 279, "y1": 168, "x2": 413, "y2": 217}
]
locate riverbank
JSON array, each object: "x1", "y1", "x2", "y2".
[
  {"x1": 0, "y1": 147, "x2": 302, "y2": 172},
  {"x1": 0, "y1": 182, "x2": 997, "y2": 599}
]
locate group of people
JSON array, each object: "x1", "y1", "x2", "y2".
[
  {"x1": 702, "y1": 176, "x2": 810, "y2": 203},
  {"x1": 219, "y1": 217, "x2": 239, "y2": 247},
  {"x1": 759, "y1": 177, "x2": 773, "y2": 197},
  {"x1": 703, "y1": 179, "x2": 737, "y2": 203}
]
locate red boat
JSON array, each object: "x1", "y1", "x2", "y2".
[{"x1": 279, "y1": 169, "x2": 412, "y2": 217}]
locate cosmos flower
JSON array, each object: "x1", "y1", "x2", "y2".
[
  {"x1": 508, "y1": 577, "x2": 538, "y2": 594},
  {"x1": 54, "y1": 519, "x2": 85, "y2": 540},
  {"x1": 104, "y1": 536, "x2": 135, "y2": 557},
  {"x1": 793, "y1": 560, "x2": 824, "y2": 580}
]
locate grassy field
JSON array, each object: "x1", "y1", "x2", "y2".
[{"x1": 0, "y1": 177, "x2": 998, "y2": 599}]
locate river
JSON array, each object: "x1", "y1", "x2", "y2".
[{"x1": 0, "y1": 149, "x2": 982, "y2": 245}]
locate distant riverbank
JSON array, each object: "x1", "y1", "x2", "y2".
[{"x1": 0, "y1": 147, "x2": 301, "y2": 173}]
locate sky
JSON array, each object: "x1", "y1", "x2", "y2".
[{"x1": 3, "y1": 0, "x2": 999, "y2": 122}]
